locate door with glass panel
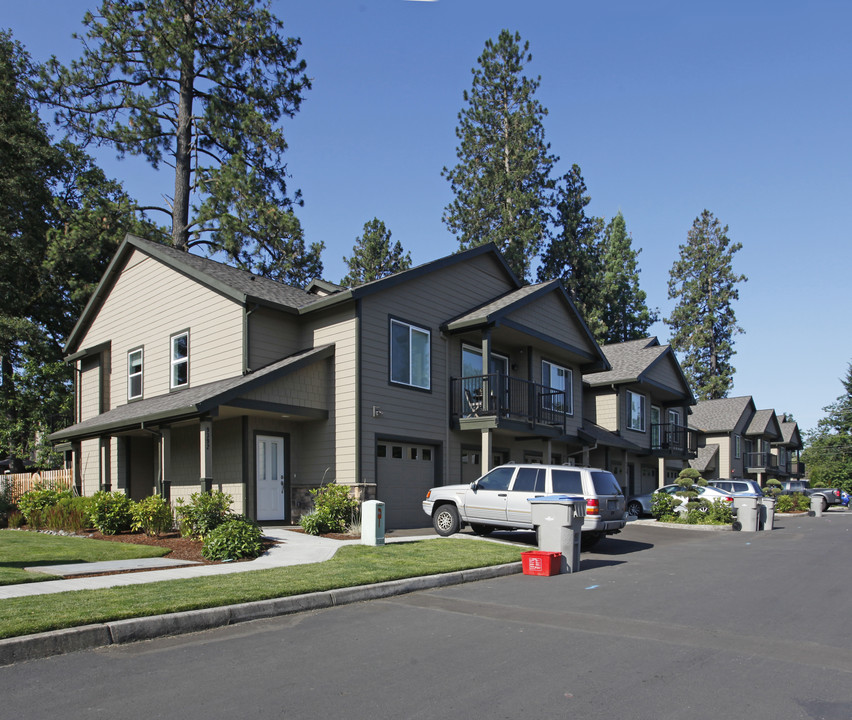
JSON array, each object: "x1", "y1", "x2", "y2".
[{"x1": 256, "y1": 435, "x2": 286, "y2": 521}]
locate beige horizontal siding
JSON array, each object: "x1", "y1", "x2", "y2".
[{"x1": 79, "y1": 250, "x2": 244, "y2": 407}]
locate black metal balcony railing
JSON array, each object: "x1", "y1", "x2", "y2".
[
  {"x1": 746, "y1": 452, "x2": 778, "y2": 471},
  {"x1": 650, "y1": 422, "x2": 698, "y2": 456},
  {"x1": 789, "y1": 461, "x2": 805, "y2": 477},
  {"x1": 451, "y1": 374, "x2": 568, "y2": 432}
]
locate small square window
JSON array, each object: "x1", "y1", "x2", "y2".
[
  {"x1": 377, "y1": 444, "x2": 387, "y2": 458},
  {"x1": 409, "y1": 448, "x2": 418, "y2": 460},
  {"x1": 422, "y1": 448, "x2": 432, "y2": 461},
  {"x1": 392, "y1": 446, "x2": 403, "y2": 459}
]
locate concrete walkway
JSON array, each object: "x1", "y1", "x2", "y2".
[{"x1": 0, "y1": 528, "x2": 437, "y2": 599}]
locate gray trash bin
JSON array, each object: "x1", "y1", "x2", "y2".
[
  {"x1": 529, "y1": 495, "x2": 586, "y2": 573},
  {"x1": 732, "y1": 495, "x2": 760, "y2": 532},
  {"x1": 760, "y1": 497, "x2": 776, "y2": 531},
  {"x1": 810, "y1": 494, "x2": 823, "y2": 517}
]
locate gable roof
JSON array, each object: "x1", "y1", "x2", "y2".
[
  {"x1": 442, "y1": 280, "x2": 609, "y2": 370},
  {"x1": 50, "y1": 345, "x2": 333, "y2": 441},
  {"x1": 776, "y1": 417, "x2": 803, "y2": 448},
  {"x1": 690, "y1": 443, "x2": 719, "y2": 473},
  {"x1": 583, "y1": 337, "x2": 694, "y2": 402},
  {"x1": 65, "y1": 234, "x2": 319, "y2": 354},
  {"x1": 688, "y1": 396, "x2": 755, "y2": 433},
  {"x1": 746, "y1": 409, "x2": 782, "y2": 440}
]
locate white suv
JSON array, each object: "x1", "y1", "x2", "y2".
[{"x1": 422, "y1": 464, "x2": 626, "y2": 549}]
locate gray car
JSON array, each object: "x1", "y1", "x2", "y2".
[{"x1": 626, "y1": 484, "x2": 734, "y2": 517}]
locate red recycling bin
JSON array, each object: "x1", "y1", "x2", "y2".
[{"x1": 521, "y1": 550, "x2": 562, "y2": 576}]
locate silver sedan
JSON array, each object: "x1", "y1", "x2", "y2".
[{"x1": 626, "y1": 484, "x2": 733, "y2": 517}]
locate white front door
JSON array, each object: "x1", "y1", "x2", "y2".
[{"x1": 256, "y1": 435, "x2": 286, "y2": 521}]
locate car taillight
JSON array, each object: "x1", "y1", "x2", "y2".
[
  {"x1": 586, "y1": 498, "x2": 599, "y2": 515},
  {"x1": 725, "y1": 496, "x2": 733, "y2": 503},
  {"x1": 834, "y1": 490, "x2": 841, "y2": 497}
]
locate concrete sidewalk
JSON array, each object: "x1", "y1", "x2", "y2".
[{"x1": 0, "y1": 527, "x2": 437, "y2": 599}]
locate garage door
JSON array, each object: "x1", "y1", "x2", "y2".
[{"x1": 376, "y1": 441, "x2": 436, "y2": 529}]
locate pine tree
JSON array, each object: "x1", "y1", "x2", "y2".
[
  {"x1": 341, "y1": 219, "x2": 412, "y2": 287},
  {"x1": 598, "y1": 211, "x2": 658, "y2": 344},
  {"x1": 802, "y1": 361, "x2": 852, "y2": 490},
  {"x1": 44, "y1": 0, "x2": 323, "y2": 283},
  {"x1": 442, "y1": 29, "x2": 557, "y2": 281},
  {"x1": 665, "y1": 210, "x2": 747, "y2": 400},
  {"x1": 0, "y1": 31, "x2": 152, "y2": 468},
  {"x1": 537, "y1": 164, "x2": 604, "y2": 333}
]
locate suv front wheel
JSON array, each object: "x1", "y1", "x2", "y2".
[{"x1": 433, "y1": 504, "x2": 460, "y2": 536}]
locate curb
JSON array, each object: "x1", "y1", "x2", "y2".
[{"x1": 0, "y1": 562, "x2": 521, "y2": 666}]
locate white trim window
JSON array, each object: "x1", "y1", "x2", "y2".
[
  {"x1": 128, "y1": 348, "x2": 143, "y2": 400},
  {"x1": 170, "y1": 331, "x2": 189, "y2": 389},
  {"x1": 627, "y1": 390, "x2": 646, "y2": 431},
  {"x1": 390, "y1": 319, "x2": 430, "y2": 389},
  {"x1": 734, "y1": 434, "x2": 742, "y2": 459},
  {"x1": 668, "y1": 409, "x2": 680, "y2": 427},
  {"x1": 542, "y1": 360, "x2": 573, "y2": 415}
]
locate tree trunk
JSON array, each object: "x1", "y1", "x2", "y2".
[{"x1": 172, "y1": 14, "x2": 195, "y2": 251}]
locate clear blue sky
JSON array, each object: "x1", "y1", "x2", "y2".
[{"x1": 6, "y1": 0, "x2": 851, "y2": 434}]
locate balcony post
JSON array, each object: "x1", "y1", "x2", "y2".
[
  {"x1": 481, "y1": 429, "x2": 493, "y2": 474},
  {"x1": 481, "y1": 329, "x2": 492, "y2": 414}
]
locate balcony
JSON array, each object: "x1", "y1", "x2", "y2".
[
  {"x1": 746, "y1": 452, "x2": 778, "y2": 473},
  {"x1": 450, "y1": 374, "x2": 569, "y2": 433},
  {"x1": 650, "y1": 422, "x2": 698, "y2": 458},
  {"x1": 789, "y1": 461, "x2": 805, "y2": 478}
]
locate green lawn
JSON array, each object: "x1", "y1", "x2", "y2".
[
  {"x1": 0, "y1": 539, "x2": 521, "y2": 639},
  {"x1": 0, "y1": 530, "x2": 168, "y2": 586}
]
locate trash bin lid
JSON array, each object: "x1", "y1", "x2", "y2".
[{"x1": 527, "y1": 494, "x2": 585, "y2": 504}]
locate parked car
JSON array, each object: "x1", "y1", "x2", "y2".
[
  {"x1": 422, "y1": 464, "x2": 626, "y2": 549},
  {"x1": 779, "y1": 480, "x2": 842, "y2": 512},
  {"x1": 708, "y1": 479, "x2": 764, "y2": 496},
  {"x1": 626, "y1": 484, "x2": 734, "y2": 517}
]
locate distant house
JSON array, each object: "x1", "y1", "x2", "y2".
[
  {"x1": 51, "y1": 234, "x2": 609, "y2": 528},
  {"x1": 688, "y1": 396, "x2": 790, "y2": 485},
  {"x1": 582, "y1": 337, "x2": 697, "y2": 497}
]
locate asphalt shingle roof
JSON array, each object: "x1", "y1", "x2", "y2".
[
  {"x1": 50, "y1": 346, "x2": 333, "y2": 441},
  {"x1": 584, "y1": 337, "x2": 666, "y2": 385},
  {"x1": 688, "y1": 396, "x2": 754, "y2": 433},
  {"x1": 690, "y1": 443, "x2": 719, "y2": 473},
  {"x1": 746, "y1": 409, "x2": 779, "y2": 438}
]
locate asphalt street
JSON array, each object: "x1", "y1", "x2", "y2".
[{"x1": 2, "y1": 512, "x2": 851, "y2": 720}]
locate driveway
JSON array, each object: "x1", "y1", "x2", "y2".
[{"x1": 1, "y1": 513, "x2": 851, "y2": 720}]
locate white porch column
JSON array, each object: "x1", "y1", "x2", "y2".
[
  {"x1": 658, "y1": 457, "x2": 666, "y2": 489},
  {"x1": 200, "y1": 419, "x2": 213, "y2": 493},
  {"x1": 481, "y1": 429, "x2": 493, "y2": 474}
]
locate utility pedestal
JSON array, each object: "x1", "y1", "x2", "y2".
[{"x1": 361, "y1": 500, "x2": 385, "y2": 546}]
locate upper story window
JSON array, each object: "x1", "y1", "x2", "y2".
[
  {"x1": 668, "y1": 409, "x2": 680, "y2": 427},
  {"x1": 390, "y1": 319, "x2": 430, "y2": 390},
  {"x1": 734, "y1": 434, "x2": 742, "y2": 458},
  {"x1": 627, "y1": 390, "x2": 646, "y2": 431},
  {"x1": 128, "y1": 348, "x2": 143, "y2": 400},
  {"x1": 542, "y1": 360, "x2": 573, "y2": 415},
  {"x1": 170, "y1": 331, "x2": 189, "y2": 389}
]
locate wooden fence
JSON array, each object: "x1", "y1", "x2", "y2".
[{"x1": 2, "y1": 469, "x2": 75, "y2": 502}]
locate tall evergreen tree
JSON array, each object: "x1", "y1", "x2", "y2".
[
  {"x1": 598, "y1": 211, "x2": 658, "y2": 344},
  {"x1": 44, "y1": 0, "x2": 323, "y2": 284},
  {"x1": 0, "y1": 31, "x2": 152, "y2": 468},
  {"x1": 802, "y1": 361, "x2": 852, "y2": 490},
  {"x1": 341, "y1": 219, "x2": 411, "y2": 287},
  {"x1": 537, "y1": 164, "x2": 604, "y2": 334},
  {"x1": 442, "y1": 29, "x2": 557, "y2": 281},
  {"x1": 665, "y1": 210, "x2": 747, "y2": 400}
]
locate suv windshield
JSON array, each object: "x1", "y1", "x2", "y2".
[{"x1": 476, "y1": 466, "x2": 515, "y2": 491}]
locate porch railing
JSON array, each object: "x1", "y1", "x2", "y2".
[
  {"x1": 650, "y1": 423, "x2": 698, "y2": 455},
  {"x1": 746, "y1": 452, "x2": 778, "y2": 471},
  {"x1": 451, "y1": 374, "x2": 568, "y2": 432}
]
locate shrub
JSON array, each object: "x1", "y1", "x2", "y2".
[
  {"x1": 201, "y1": 515, "x2": 263, "y2": 561},
  {"x1": 131, "y1": 495, "x2": 174, "y2": 536},
  {"x1": 774, "y1": 494, "x2": 794, "y2": 512},
  {"x1": 651, "y1": 492, "x2": 679, "y2": 522},
  {"x1": 764, "y1": 479, "x2": 782, "y2": 498},
  {"x1": 775, "y1": 493, "x2": 810, "y2": 513},
  {"x1": 17, "y1": 485, "x2": 74, "y2": 525},
  {"x1": 175, "y1": 490, "x2": 233, "y2": 539},
  {"x1": 686, "y1": 498, "x2": 734, "y2": 525},
  {"x1": 44, "y1": 496, "x2": 92, "y2": 532},
  {"x1": 89, "y1": 491, "x2": 134, "y2": 535},
  {"x1": 299, "y1": 484, "x2": 358, "y2": 535},
  {"x1": 7, "y1": 510, "x2": 25, "y2": 529}
]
